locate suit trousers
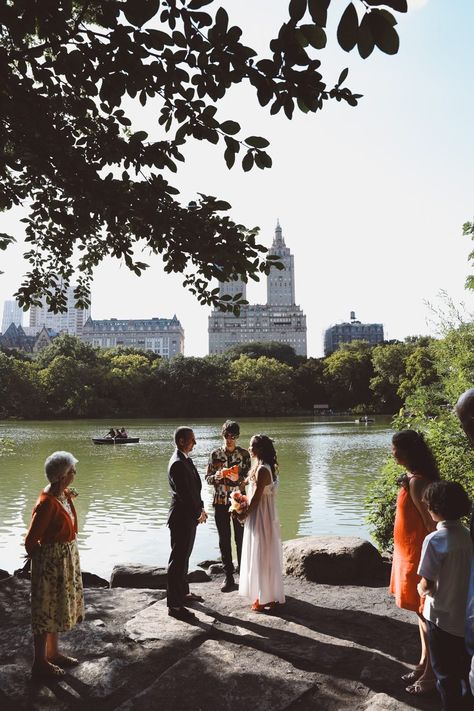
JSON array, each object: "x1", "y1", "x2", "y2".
[
  {"x1": 167, "y1": 520, "x2": 197, "y2": 608},
  {"x1": 214, "y1": 503, "x2": 243, "y2": 577},
  {"x1": 426, "y1": 620, "x2": 474, "y2": 711}
]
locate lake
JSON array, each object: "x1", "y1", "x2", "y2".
[{"x1": 0, "y1": 417, "x2": 393, "y2": 579}]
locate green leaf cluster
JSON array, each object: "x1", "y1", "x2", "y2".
[
  {"x1": 337, "y1": 0, "x2": 406, "y2": 59},
  {"x1": 0, "y1": 0, "x2": 402, "y2": 311}
]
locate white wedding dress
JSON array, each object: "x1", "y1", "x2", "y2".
[{"x1": 238, "y1": 464, "x2": 285, "y2": 605}]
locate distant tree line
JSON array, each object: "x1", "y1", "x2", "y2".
[{"x1": 0, "y1": 334, "x2": 440, "y2": 419}]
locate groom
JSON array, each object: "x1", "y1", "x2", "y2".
[{"x1": 167, "y1": 426, "x2": 207, "y2": 621}]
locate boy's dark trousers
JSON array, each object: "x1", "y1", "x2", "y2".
[
  {"x1": 214, "y1": 504, "x2": 243, "y2": 576},
  {"x1": 426, "y1": 619, "x2": 474, "y2": 711}
]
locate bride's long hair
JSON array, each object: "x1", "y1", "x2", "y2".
[{"x1": 250, "y1": 434, "x2": 278, "y2": 477}]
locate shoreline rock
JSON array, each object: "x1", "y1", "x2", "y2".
[
  {"x1": 110, "y1": 564, "x2": 211, "y2": 589},
  {"x1": 283, "y1": 536, "x2": 386, "y2": 584}
]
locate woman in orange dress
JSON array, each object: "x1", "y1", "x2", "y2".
[{"x1": 390, "y1": 430, "x2": 439, "y2": 696}]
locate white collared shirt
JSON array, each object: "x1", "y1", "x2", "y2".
[
  {"x1": 178, "y1": 448, "x2": 189, "y2": 459},
  {"x1": 418, "y1": 520, "x2": 473, "y2": 636}
]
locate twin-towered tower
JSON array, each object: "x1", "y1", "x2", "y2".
[{"x1": 208, "y1": 221, "x2": 307, "y2": 356}]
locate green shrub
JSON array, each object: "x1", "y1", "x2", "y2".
[{"x1": 366, "y1": 458, "x2": 399, "y2": 552}]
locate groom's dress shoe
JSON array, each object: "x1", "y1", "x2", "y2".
[{"x1": 168, "y1": 607, "x2": 197, "y2": 622}]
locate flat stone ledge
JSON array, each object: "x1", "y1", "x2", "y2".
[
  {"x1": 283, "y1": 536, "x2": 384, "y2": 584},
  {"x1": 71, "y1": 656, "x2": 131, "y2": 698},
  {"x1": 0, "y1": 572, "x2": 427, "y2": 711},
  {"x1": 364, "y1": 693, "x2": 416, "y2": 710},
  {"x1": 125, "y1": 599, "x2": 214, "y2": 644},
  {"x1": 115, "y1": 638, "x2": 316, "y2": 711}
]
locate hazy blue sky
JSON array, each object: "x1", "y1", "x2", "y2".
[{"x1": 1, "y1": 0, "x2": 473, "y2": 356}]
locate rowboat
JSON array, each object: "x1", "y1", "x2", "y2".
[{"x1": 92, "y1": 437, "x2": 140, "y2": 445}]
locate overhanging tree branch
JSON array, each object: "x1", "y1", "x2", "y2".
[{"x1": 0, "y1": 0, "x2": 406, "y2": 313}]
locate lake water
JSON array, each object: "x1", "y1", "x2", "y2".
[{"x1": 0, "y1": 417, "x2": 393, "y2": 579}]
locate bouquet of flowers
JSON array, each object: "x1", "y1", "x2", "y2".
[{"x1": 229, "y1": 490, "x2": 249, "y2": 521}]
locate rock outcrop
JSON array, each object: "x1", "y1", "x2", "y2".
[
  {"x1": 110, "y1": 564, "x2": 211, "y2": 589},
  {"x1": 110, "y1": 564, "x2": 168, "y2": 589},
  {"x1": 0, "y1": 537, "x2": 436, "y2": 710},
  {"x1": 283, "y1": 536, "x2": 385, "y2": 584}
]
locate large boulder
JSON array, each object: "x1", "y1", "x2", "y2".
[
  {"x1": 197, "y1": 559, "x2": 220, "y2": 569},
  {"x1": 82, "y1": 571, "x2": 109, "y2": 588},
  {"x1": 283, "y1": 536, "x2": 384, "y2": 584},
  {"x1": 110, "y1": 564, "x2": 168, "y2": 589},
  {"x1": 13, "y1": 563, "x2": 107, "y2": 587},
  {"x1": 13, "y1": 560, "x2": 31, "y2": 579},
  {"x1": 187, "y1": 569, "x2": 211, "y2": 583},
  {"x1": 110, "y1": 564, "x2": 211, "y2": 588},
  {"x1": 208, "y1": 563, "x2": 225, "y2": 575}
]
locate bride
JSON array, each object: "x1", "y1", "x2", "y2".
[{"x1": 238, "y1": 434, "x2": 285, "y2": 612}]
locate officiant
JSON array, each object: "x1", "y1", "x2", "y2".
[{"x1": 206, "y1": 420, "x2": 251, "y2": 592}]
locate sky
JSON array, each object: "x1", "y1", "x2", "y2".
[{"x1": 1, "y1": 0, "x2": 474, "y2": 357}]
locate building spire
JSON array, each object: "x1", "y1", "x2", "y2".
[{"x1": 273, "y1": 219, "x2": 285, "y2": 247}]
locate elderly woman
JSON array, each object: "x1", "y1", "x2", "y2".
[{"x1": 25, "y1": 451, "x2": 84, "y2": 678}]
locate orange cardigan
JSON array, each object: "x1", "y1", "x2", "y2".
[{"x1": 25, "y1": 491, "x2": 78, "y2": 556}]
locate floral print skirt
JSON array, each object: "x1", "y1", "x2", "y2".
[{"x1": 31, "y1": 540, "x2": 84, "y2": 634}]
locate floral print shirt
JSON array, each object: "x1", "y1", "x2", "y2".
[{"x1": 206, "y1": 445, "x2": 251, "y2": 506}]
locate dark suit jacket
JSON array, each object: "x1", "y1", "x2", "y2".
[{"x1": 167, "y1": 449, "x2": 203, "y2": 527}]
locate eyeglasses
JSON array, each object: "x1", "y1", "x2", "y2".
[{"x1": 224, "y1": 434, "x2": 237, "y2": 440}]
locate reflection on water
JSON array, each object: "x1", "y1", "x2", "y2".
[{"x1": 0, "y1": 417, "x2": 393, "y2": 578}]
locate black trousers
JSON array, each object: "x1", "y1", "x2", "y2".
[
  {"x1": 214, "y1": 503, "x2": 244, "y2": 577},
  {"x1": 167, "y1": 520, "x2": 197, "y2": 608},
  {"x1": 426, "y1": 620, "x2": 474, "y2": 711}
]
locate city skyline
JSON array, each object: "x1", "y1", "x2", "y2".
[
  {"x1": 1, "y1": 299, "x2": 23, "y2": 334},
  {"x1": 28, "y1": 285, "x2": 90, "y2": 337},
  {"x1": 209, "y1": 221, "x2": 307, "y2": 356},
  {"x1": 1, "y1": 1, "x2": 473, "y2": 356}
]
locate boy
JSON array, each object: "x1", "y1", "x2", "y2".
[{"x1": 417, "y1": 480, "x2": 473, "y2": 711}]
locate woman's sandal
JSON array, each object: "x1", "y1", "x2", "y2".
[
  {"x1": 31, "y1": 662, "x2": 66, "y2": 679},
  {"x1": 251, "y1": 600, "x2": 281, "y2": 612},
  {"x1": 49, "y1": 655, "x2": 79, "y2": 668},
  {"x1": 405, "y1": 679, "x2": 436, "y2": 696},
  {"x1": 401, "y1": 665, "x2": 423, "y2": 682}
]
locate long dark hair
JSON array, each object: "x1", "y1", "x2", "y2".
[
  {"x1": 250, "y1": 434, "x2": 278, "y2": 477},
  {"x1": 392, "y1": 429, "x2": 440, "y2": 488}
]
